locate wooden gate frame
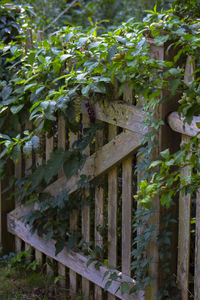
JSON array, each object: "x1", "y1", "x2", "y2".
[{"x1": 7, "y1": 100, "x2": 145, "y2": 300}]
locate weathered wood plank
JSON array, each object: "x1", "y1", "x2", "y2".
[
  {"x1": 177, "y1": 136, "x2": 191, "y2": 300},
  {"x1": 57, "y1": 116, "x2": 66, "y2": 286},
  {"x1": 145, "y1": 41, "x2": 164, "y2": 300},
  {"x1": 82, "y1": 114, "x2": 90, "y2": 298},
  {"x1": 24, "y1": 121, "x2": 33, "y2": 253},
  {"x1": 108, "y1": 124, "x2": 118, "y2": 300},
  {"x1": 177, "y1": 56, "x2": 194, "y2": 300},
  {"x1": 122, "y1": 86, "x2": 133, "y2": 276},
  {"x1": 195, "y1": 187, "x2": 200, "y2": 300},
  {"x1": 7, "y1": 206, "x2": 144, "y2": 300},
  {"x1": 168, "y1": 112, "x2": 200, "y2": 138},
  {"x1": 35, "y1": 122, "x2": 43, "y2": 263},
  {"x1": 46, "y1": 133, "x2": 54, "y2": 273},
  {"x1": 45, "y1": 130, "x2": 142, "y2": 197},
  {"x1": 69, "y1": 132, "x2": 78, "y2": 299},
  {"x1": 81, "y1": 100, "x2": 146, "y2": 134},
  {"x1": 15, "y1": 124, "x2": 22, "y2": 253},
  {"x1": 194, "y1": 188, "x2": 200, "y2": 300},
  {"x1": 95, "y1": 125, "x2": 104, "y2": 300}
]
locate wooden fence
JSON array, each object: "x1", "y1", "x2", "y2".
[
  {"x1": 168, "y1": 56, "x2": 200, "y2": 300},
  {"x1": 0, "y1": 39, "x2": 199, "y2": 300}
]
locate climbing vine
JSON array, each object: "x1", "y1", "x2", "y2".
[{"x1": 1, "y1": 2, "x2": 200, "y2": 298}]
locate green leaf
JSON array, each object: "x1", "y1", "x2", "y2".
[
  {"x1": 81, "y1": 85, "x2": 91, "y2": 97},
  {"x1": 10, "y1": 144, "x2": 21, "y2": 162},
  {"x1": 104, "y1": 280, "x2": 112, "y2": 291},
  {"x1": 55, "y1": 240, "x2": 65, "y2": 256},
  {"x1": 10, "y1": 104, "x2": 24, "y2": 114},
  {"x1": 160, "y1": 149, "x2": 170, "y2": 160},
  {"x1": 24, "y1": 83, "x2": 37, "y2": 92},
  {"x1": 121, "y1": 282, "x2": 129, "y2": 295},
  {"x1": 63, "y1": 152, "x2": 85, "y2": 179},
  {"x1": 149, "y1": 160, "x2": 162, "y2": 168},
  {"x1": 1, "y1": 86, "x2": 12, "y2": 101},
  {"x1": 169, "y1": 78, "x2": 181, "y2": 95},
  {"x1": 154, "y1": 34, "x2": 169, "y2": 46},
  {"x1": 60, "y1": 54, "x2": 72, "y2": 61}
]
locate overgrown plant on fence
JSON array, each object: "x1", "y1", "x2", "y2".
[{"x1": 1, "y1": 2, "x2": 200, "y2": 299}]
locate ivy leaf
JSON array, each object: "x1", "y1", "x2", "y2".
[
  {"x1": 31, "y1": 136, "x2": 40, "y2": 151},
  {"x1": 78, "y1": 37, "x2": 89, "y2": 47},
  {"x1": 10, "y1": 104, "x2": 24, "y2": 114},
  {"x1": 104, "y1": 280, "x2": 112, "y2": 291},
  {"x1": 44, "y1": 149, "x2": 65, "y2": 184},
  {"x1": 169, "y1": 78, "x2": 181, "y2": 95},
  {"x1": 121, "y1": 282, "x2": 129, "y2": 295},
  {"x1": 23, "y1": 141, "x2": 32, "y2": 156},
  {"x1": 55, "y1": 240, "x2": 65, "y2": 256},
  {"x1": 10, "y1": 144, "x2": 21, "y2": 162},
  {"x1": 154, "y1": 35, "x2": 169, "y2": 46},
  {"x1": 149, "y1": 160, "x2": 162, "y2": 168},
  {"x1": 160, "y1": 149, "x2": 170, "y2": 160},
  {"x1": 63, "y1": 152, "x2": 85, "y2": 179},
  {"x1": 81, "y1": 85, "x2": 91, "y2": 97},
  {"x1": 107, "y1": 45, "x2": 118, "y2": 63},
  {"x1": 60, "y1": 54, "x2": 72, "y2": 62},
  {"x1": 91, "y1": 82, "x2": 106, "y2": 94},
  {"x1": 116, "y1": 36, "x2": 127, "y2": 44},
  {"x1": 84, "y1": 59, "x2": 99, "y2": 72},
  {"x1": 1, "y1": 86, "x2": 12, "y2": 101}
]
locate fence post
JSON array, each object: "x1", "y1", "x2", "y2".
[
  {"x1": 0, "y1": 159, "x2": 15, "y2": 253},
  {"x1": 145, "y1": 39, "x2": 181, "y2": 299}
]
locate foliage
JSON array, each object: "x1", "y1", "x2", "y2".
[
  {"x1": 2, "y1": 2, "x2": 200, "y2": 298},
  {"x1": 4, "y1": 0, "x2": 159, "y2": 32}
]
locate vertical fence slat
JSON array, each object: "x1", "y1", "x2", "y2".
[
  {"x1": 82, "y1": 114, "x2": 91, "y2": 298},
  {"x1": 122, "y1": 86, "x2": 133, "y2": 276},
  {"x1": 35, "y1": 122, "x2": 43, "y2": 263},
  {"x1": 57, "y1": 116, "x2": 66, "y2": 287},
  {"x1": 95, "y1": 125, "x2": 104, "y2": 299},
  {"x1": 69, "y1": 131, "x2": 78, "y2": 299},
  {"x1": 195, "y1": 187, "x2": 200, "y2": 300},
  {"x1": 177, "y1": 56, "x2": 194, "y2": 300},
  {"x1": 177, "y1": 134, "x2": 191, "y2": 300},
  {"x1": 46, "y1": 134, "x2": 54, "y2": 273},
  {"x1": 108, "y1": 124, "x2": 118, "y2": 300},
  {"x1": 15, "y1": 124, "x2": 22, "y2": 253},
  {"x1": 24, "y1": 121, "x2": 32, "y2": 252}
]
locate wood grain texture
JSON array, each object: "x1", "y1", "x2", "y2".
[
  {"x1": 81, "y1": 100, "x2": 146, "y2": 134},
  {"x1": 195, "y1": 187, "x2": 200, "y2": 300},
  {"x1": 168, "y1": 112, "x2": 200, "y2": 137},
  {"x1": 108, "y1": 124, "x2": 118, "y2": 300},
  {"x1": 15, "y1": 124, "x2": 22, "y2": 253},
  {"x1": 122, "y1": 85, "x2": 133, "y2": 276},
  {"x1": 35, "y1": 121, "x2": 43, "y2": 264},
  {"x1": 177, "y1": 136, "x2": 191, "y2": 300},
  {"x1": 57, "y1": 116, "x2": 66, "y2": 286},
  {"x1": 7, "y1": 206, "x2": 144, "y2": 300},
  {"x1": 45, "y1": 130, "x2": 142, "y2": 197},
  {"x1": 45, "y1": 133, "x2": 54, "y2": 273},
  {"x1": 177, "y1": 57, "x2": 195, "y2": 300},
  {"x1": 145, "y1": 41, "x2": 164, "y2": 300},
  {"x1": 82, "y1": 114, "x2": 90, "y2": 298},
  {"x1": 24, "y1": 121, "x2": 32, "y2": 253},
  {"x1": 95, "y1": 125, "x2": 104, "y2": 300},
  {"x1": 69, "y1": 132, "x2": 78, "y2": 299}
]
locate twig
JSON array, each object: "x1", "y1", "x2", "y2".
[{"x1": 44, "y1": 0, "x2": 78, "y2": 32}]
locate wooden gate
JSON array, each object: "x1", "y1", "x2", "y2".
[{"x1": 7, "y1": 96, "x2": 145, "y2": 300}]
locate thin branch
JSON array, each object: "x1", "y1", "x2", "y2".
[{"x1": 44, "y1": 0, "x2": 78, "y2": 32}]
